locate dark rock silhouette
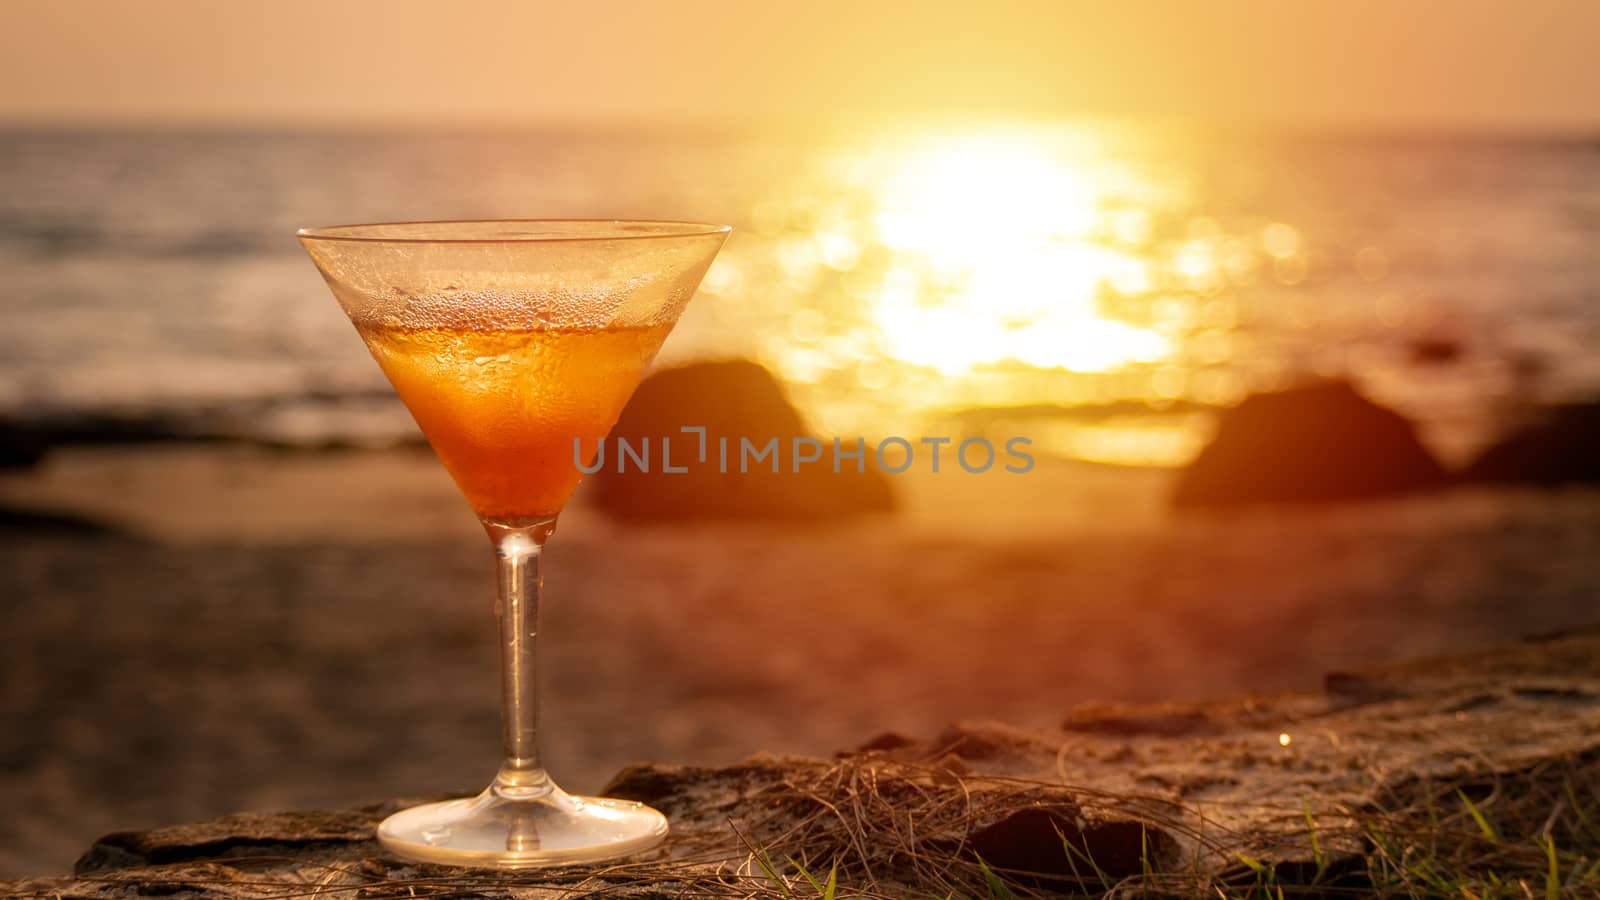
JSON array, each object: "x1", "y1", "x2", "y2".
[
  {"x1": 587, "y1": 360, "x2": 895, "y2": 522},
  {"x1": 0, "y1": 412, "x2": 210, "y2": 469},
  {"x1": 1463, "y1": 402, "x2": 1600, "y2": 485},
  {"x1": 1173, "y1": 380, "x2": 1447, "y2": 508},
  {"x1": 0, "y1": 389, "x2": 417, "y2": 468},
  {"x1": 1407, "y1": 336, "x2": 1463, "y2": 366},
  {"x1": 0, "y1": 504, "x2": 130, "y2": 538},
  {"x1": 0, "y1": 422, "x2": 48, "y2": 469}
]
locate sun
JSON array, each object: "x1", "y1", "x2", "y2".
[{"x1": 864, "y1": 130, "x2": 1169, "y2": 376}]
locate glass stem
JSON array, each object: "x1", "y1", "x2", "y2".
[{"x1": 485, "y1": 517, "x2": 558, "y2": 798}]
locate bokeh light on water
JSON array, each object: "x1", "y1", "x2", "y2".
[
  {"x1": 675, "y1": 130, "x2": 1124, "y2": 460},
  {"x1": 677, "y1": 126, "x2": 1391, "y2": 464}
]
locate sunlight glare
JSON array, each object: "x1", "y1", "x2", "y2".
[{"x1": 864, "y1": 131, "x2": 1170, "y2": 375}]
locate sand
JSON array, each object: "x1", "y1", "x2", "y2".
[{"x1": 2, "y1": 445, "x2": 1599, "y2": 877}]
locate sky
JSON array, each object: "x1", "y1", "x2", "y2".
[{"x1": 2, "y1": 0, "x2": 1596, "y2": 132}]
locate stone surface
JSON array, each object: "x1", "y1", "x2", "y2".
[
  {"x1": 588, "y1": 359, "x2": 895, "y2": 521},
  {"x1": 8, "y1": 629, "x2": 1600, "y2": 896},
  {"x1": 1464, "y1": 402, "x2": 1600, "y2": 485},
  {"x1": 1173, "y1": 380, "x2": 1448, "y2": 507}
]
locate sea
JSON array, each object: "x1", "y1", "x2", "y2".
[{"x1": 3, "y1": 124, "x2": 1598, "y2": 466}]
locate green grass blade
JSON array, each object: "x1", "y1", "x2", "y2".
[
  {"x1": 755, "y1": 849, "x2": 795, "y2": 900},
  {"x1": 975, "y1": 855, "x2": 1018, "y2": 899},
  {"x1": 789, "y1": 856, "x2": 826, "y2": 896},
  {"x1": 1544, "y1": 835, "x2": 1560, "y2": 900},
  {"x1": 1458, "y1": 790, "x2": 1498, "y2": 841},
  {"x1": 1303, "y1": 799, "x2": 1326, "y2": 883},
  {"x1": 1054, "y1": 823, "x2": 1113, "y2": 891},
  {"x1": 730, "y1": 822, "x2": 794, "y2": 900}
]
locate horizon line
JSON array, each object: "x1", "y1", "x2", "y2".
[{"x1": 0, "y1": 111, "x2": 1597, "y2": 142}]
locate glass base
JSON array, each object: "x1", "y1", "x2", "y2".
[{"x1": 377, "y1": 781, "x2": 668, "y2": 869}]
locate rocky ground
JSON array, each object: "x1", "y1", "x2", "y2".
[{"x1": 7, "y1": 628, "x2": 1599, "y2": 897}]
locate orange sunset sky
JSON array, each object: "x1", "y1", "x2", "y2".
[{"x1": 1, "y1": 0, "x2": 1597, "y2": 131}]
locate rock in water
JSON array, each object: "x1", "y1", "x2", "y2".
[
  {"x1": 587, "y1": 360, "x2": 895, "y2": 522},
  {"x1": 1173, "y1": 380, "x2": 1446, "y2": 508},
  {"x1": 1463, "y1": 402, "x2": 1600, "y2": 485},
  {"x1": 1407, "y1": 335, "x2": 1463, "y2": 366}
]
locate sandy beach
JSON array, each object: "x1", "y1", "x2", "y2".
[{"x1": 4, "y1": 444, "x2": 1598, "y2": 877}]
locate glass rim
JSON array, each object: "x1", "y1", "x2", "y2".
[{"x1": 296, "y1": 218, "x2": 731, "y2": 245}]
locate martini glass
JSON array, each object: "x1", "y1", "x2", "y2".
[{"x1": 298, "y1": 220, "x2": 729, "y2": 868}]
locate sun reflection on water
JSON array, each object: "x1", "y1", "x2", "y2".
[
  {"x1": 855, "y1": 131, "x2": 1174, "y2": 377},
  {"x1": 684, "y1": 124, "x2": 1358, "y2": 466}
]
